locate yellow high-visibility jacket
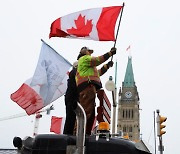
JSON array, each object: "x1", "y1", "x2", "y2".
[{"x1": 76, "y1": 53, "x2": 111, "y2": 92}]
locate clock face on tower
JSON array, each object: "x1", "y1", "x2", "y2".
[{"x1": 125, "y1": 91, "x2": 132, "y2": 98}]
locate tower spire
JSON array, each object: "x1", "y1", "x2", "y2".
[
  {"x1": 123, "y1": 56, "x2": 135, "y2": 87},
  {"x1": 117, "y1": 55, "x2": 140, "y2": 141}
]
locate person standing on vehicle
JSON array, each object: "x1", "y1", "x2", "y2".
[
  {"x1": 76, "y1": 46, "x2": 116, "y2": 135},
  {"x1": 63, "y1": 61, "x2": 78, "y2": 135}
]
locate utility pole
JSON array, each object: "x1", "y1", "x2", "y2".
[
  {"x1": 33, "y1": 105, "x2": 54, "y2": 136},
  {"x1": 156, "y1": 109, "x2": 167, "y2": 154},
  {"x1": 33, "y1": 112, "x2": 42, "y2": 136},
  {"x1": 153, "y1": 111, "x2": 157, "y2": 154}
]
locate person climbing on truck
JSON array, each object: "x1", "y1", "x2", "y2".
[{"x1": 76, "y1": 46, "x2": 116, "y2": 135}]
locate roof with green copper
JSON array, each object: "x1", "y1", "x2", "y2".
[{"x1": 123, "y1": 56, "x2": 135, "y2": 87}]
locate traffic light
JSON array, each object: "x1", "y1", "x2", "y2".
[{"x1": 157, "y1": 115, "x2": 167, "y2": 136}]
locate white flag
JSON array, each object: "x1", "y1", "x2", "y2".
[{"x1": 11, "y1": 40, "x2": 72, "y2": 115}]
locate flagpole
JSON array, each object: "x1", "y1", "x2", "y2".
[
  {"x1": 111, "y1": 2, "x2": 125, "y2": 61},
  {"x1": 114, "y1": 60, "x2": 117, "y2": 86}
]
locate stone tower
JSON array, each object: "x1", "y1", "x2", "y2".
[{"x1": 117, "y1": 56, "x2": 140, "y2": 141}]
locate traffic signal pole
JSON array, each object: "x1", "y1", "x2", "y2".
[
  {"x1": 156, "y1": 109, "x2": 166, "y2": 154},
  {"x1": 158, "y1": 136, "x2": 164, "y2": 154}
]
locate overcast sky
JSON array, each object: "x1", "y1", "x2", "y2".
[{"x1": 0, "y1": 0, "x2": 180, "y2": 153}]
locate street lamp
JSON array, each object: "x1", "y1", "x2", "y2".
[
  {"x1": 105, "y1": 76, "x2": 115, "y2": 91},
  {"x1": 105, "y1": 76, "x2": 117, "y2": 134}
]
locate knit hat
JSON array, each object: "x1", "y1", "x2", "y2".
[
  {"x1": 73, "y1": 61, "x2": 78, "y2": 68},
  {"x1": 80, "y1": 46, "x2": 93, "y2": 54},
  {"x1": 77, "y1": 47, "x2": 94, "y2": 60}
]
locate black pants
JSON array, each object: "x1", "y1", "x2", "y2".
[{"x1": 63, "y1": 101, "x2": 76, "y2": 135}]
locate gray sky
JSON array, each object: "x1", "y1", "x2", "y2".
[{"x1": 0, "y1": 0, "x2": 180, "y2": 153}]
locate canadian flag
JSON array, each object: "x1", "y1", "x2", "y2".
[
  {"x1": 49, "y1": 6, "x2": 122, "y2": 41},
  {"x1": 10, "y1": 40, "x2": 72, "y2": 115},
  {"x1": 50, "y1": 116, "x2": 65, "y2": 134},
  {"x1": 126, "y1": 45, "x2": 130, "y2": 51}
]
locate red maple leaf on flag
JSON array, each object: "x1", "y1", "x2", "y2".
[{"x1": 67, "y1": 14, "x2": 93, "y2": 37}]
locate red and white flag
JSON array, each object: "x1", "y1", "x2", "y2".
[
  {"x1": 10, "y1": 40, "x2": 72, "y2": 115},
  {"x1": 126, "y1": 45, "x2": 130, "y2": 51},
  {"x1": 50, "y1": 116, "x2": 65, "y2": 134},
  {"x1": 49, "y1": 6, "x2": 122, "y2": 41}
]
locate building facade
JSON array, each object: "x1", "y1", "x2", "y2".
[{"x1": 117, "y1": 56, "x2": 140, "y2": 141}]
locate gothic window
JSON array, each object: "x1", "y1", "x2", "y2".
[
  {"x1": 126, "y1": 109, "x2": 128, "y2": 119},
  {"x1": 129, "y1": 126, "x2": 133, "y2": 132},
  {"x1": 132, "y1": 109, "x2": 134, "y2": 119},
  {"x1": 123, "y1": 126, "x2": 126, "y2": 132}
]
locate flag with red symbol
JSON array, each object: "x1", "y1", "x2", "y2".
[{"x1": 49, "y1": 6, "x2": 122, "y2": 41}]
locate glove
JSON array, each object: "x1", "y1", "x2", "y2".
[
  {"x1": 110, "y1": 47, "x2": 117, "y2": 56},
  {"x1": 107, "y1": 61, "x2": 114, "y2": 69}
]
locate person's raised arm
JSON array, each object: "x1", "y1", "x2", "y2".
[
  {"x1": 98, "y1": 61, "x2": 114, "y2": 76},
  {"x1": 90, "y1": 47, "x2": 116, "y2": 67}
]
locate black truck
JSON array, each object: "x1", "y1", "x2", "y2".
[{"x1": 13, "y1": 103, "x2": 152, "y2": 154}]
